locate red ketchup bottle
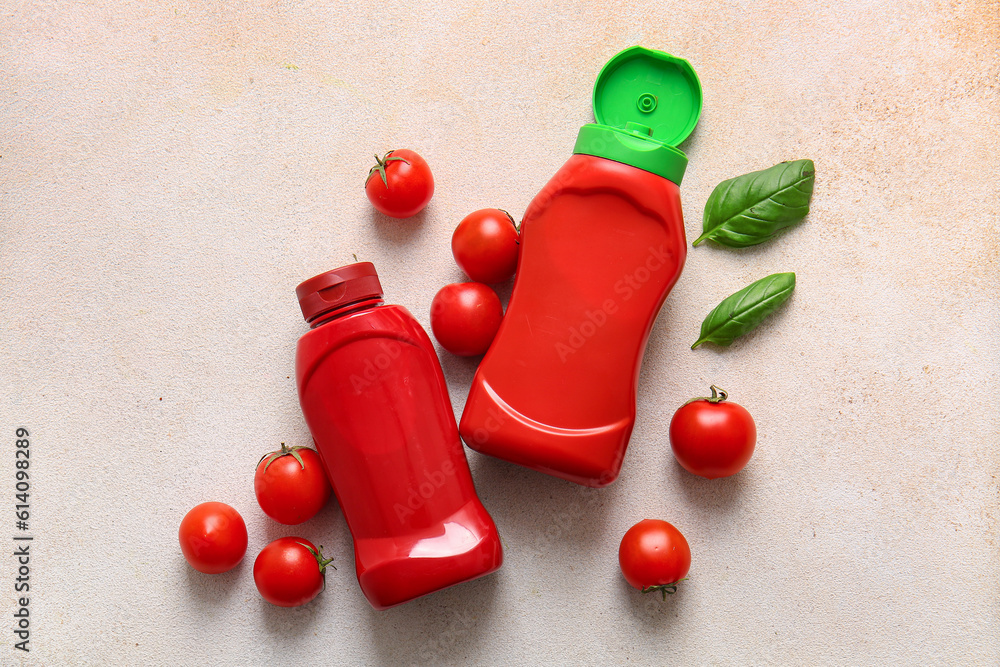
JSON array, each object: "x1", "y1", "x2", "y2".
[
  {"x1": 294, "y1": 262, "x2": 502, "y2": 609},
  {"x1": 460, "y1": 46, "x2": 703, "y2": 487}
]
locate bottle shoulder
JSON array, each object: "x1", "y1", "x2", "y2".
[
  {"x1": 560, "y1": 153, "x2": 680, "y2": 192},
  {"x1": 299, "y1": 304, "x2": 421, "y2": 342},
  {"x1": 295, "y1": 302, "x2": 440, "y2": 393},
  {"x1": 525, "y1": 153, "x2": 682, "y2": 223}
]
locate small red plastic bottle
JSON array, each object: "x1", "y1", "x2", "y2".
[
  {"x1": 294, "y1": 262, "x2": 502, "y2": 609},
  {"x1": 459, "y1": 46, "x2": 703, "y2": 487}
]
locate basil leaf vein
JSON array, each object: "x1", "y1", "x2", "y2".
[
  {"x1": 694, "y1": 160, "x2": 815, "y2": 248},
  {"x1": 692, "y1": 272, "x2": 796, "y2": 349}
]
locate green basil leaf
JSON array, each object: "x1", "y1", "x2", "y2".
[
  {"x1": 692, "y1": 272, "x2": 796, "y2": 349},
  {"x1": 694, "y1": 160, "x2": 815, "y2": 248}
]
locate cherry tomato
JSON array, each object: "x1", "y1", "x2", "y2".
[
  {"x1": 253, "y1": 537, "x2": 335, "y2": 607},
  {"x1": 451, "y1": 208, "x2": 520, "y2": 284},
  {"x1": 179, "y1": 502, "x2": 248, "y2": 574},
  {"x1": 364, "y1": 149, "x2": 434, "y2": 218},
  {"x1": 618, "y1": 519, "x2": 691, "y2": 599},
  {"x1": 254, "y1": 443, "x2": 332, "y2": 525},
  {"x1": 430, "y1": 282, "x2": 503, "y2": 356},
  {"x1": 669, "y1": 385, "x2": 756, "y2": 479}
]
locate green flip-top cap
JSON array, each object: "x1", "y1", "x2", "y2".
[{"x1": 573, "y1": 46, "x2": 702, "y2": 185}]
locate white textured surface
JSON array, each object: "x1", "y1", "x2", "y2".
[{"x1": 1, "y1": 1, "x2": 998, "y2": 665}]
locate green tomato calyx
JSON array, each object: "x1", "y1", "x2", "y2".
[
  {"x1": 367, "y1": 151, "x2": 411, "y2": 188},
  {"x1": 298, "y1": 542, "x2": 337, "y2": 576},
  {"x1": 258, "y1": 442, "x2": 313, "y2": 473},
  {"x1": 640, "y1": 578, "x2": 686, "y2": 600}
]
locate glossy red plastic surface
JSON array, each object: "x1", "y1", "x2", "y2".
[
  {"x1": 459, "y1": 154, "x2": 687, "y2": 487},
  {"x1": 296, "y1": 296, "x2": 502, "y2": 609}
]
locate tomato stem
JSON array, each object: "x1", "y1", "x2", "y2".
[
  {"x1": 258, "y1": 442, "x2": 312, "y2": 473},
  {"x1": 640, "y1": 580, "x2": 684, "y2": 600},
  {"x1": 683, "y1": 386, "x2": 729, "y2": 405},
  {"x1": 708, "y1": 385, "x2": 728, "y2": 403},
  {"x1": 367, "y1": 151, "x2": 410, "y2": 188},
  {"x1": 299, "y1": 543, "x2": 337, "y2": 574}
]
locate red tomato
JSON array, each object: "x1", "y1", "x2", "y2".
[
  {"x1": 451, "y1": 208, "x2": 520, "y2": 284},
  {"x1": 179, "y1": 502, "x2": 248, "y2": 574},
  {"x1": 430, "y1": 282, "x2": 503, "y2": 356},
  {"x1": 618, "y1": 519, "x2": 691, "y2": 598},
  {"x1": 253, "y1": 537, "x2": 334, "y2": 607},
  {"x1": 254, "y1": 443, "x2": 332, "y2": 525},
  {"x1": 364, "y1": 149, "x2": 434, "y2": 218},
  {"x1": 669, "y1": 385, "x2": 756, "y2": 479}
]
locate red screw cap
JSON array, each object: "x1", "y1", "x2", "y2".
[{"x1": 296, "y1": 262, "x2": 383, "y2": 325}]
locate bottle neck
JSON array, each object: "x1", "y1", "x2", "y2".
[{"x1": 309, "y1": 297, "x2": 384, "y2": 329}]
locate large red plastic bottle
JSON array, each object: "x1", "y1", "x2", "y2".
[
  {"x1": 294, "y1": 262, "x2": 502, "y2": 609},
  {"x1": 459, "y1": 46, "x2": 703, "y2": 487}
]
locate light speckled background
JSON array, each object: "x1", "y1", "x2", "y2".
[{"x1": 1, "y1": 1, "x2": 998, "y2": 665}]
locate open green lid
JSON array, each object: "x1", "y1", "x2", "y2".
[{"x1": 573, "y1": 46, "x2": 702, "y2": 184}]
